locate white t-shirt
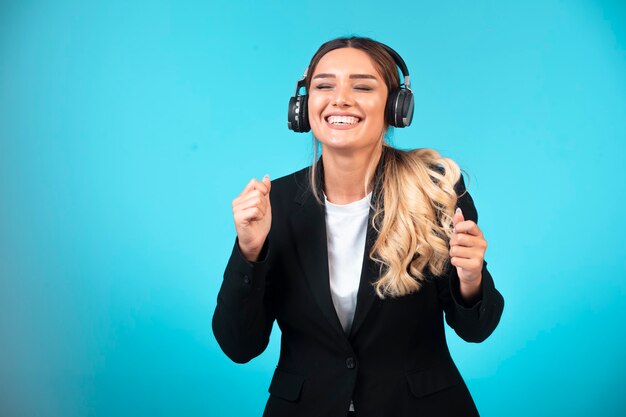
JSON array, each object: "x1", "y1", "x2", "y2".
[{"x1": 324, "y1": 191, "x2": 372, "y2": 334}]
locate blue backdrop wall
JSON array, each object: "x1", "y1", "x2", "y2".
[{"x1": 1, "y1": 0, "x2": 625, "y2": 416}]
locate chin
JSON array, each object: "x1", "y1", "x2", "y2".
[
  {"x1": 315, "y1": 130, "x2": 382, "y2": 152},
  {"x1": 321, "y1": 138, "x2": 380, "y2": 154}
]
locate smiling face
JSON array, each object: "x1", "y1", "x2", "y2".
[{"x1": 307, "y1": 47, "x2": 389, "y2": 152}]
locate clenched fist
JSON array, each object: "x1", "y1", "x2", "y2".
[
  {"x1": 450, "y1": 207, "x2": 487, "y2": 303},
  {"x1": 232, "y1": 175, "x2": 272, "y2": 262}
]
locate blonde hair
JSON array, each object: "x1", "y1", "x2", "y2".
[{"x1": 310, "y1": 141, "x2": 462, "y2": 298}]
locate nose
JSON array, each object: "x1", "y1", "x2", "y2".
[{"x1": 332, "y1": 83, "x2": 354, "y2": 107}]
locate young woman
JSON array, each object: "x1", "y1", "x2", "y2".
[{"x1": 213, "y1": 36, "x2": 504, "y2": 417}]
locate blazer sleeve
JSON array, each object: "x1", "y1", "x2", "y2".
[
  {"x1": 436, "y1": 174, "x2": 505, "y2": 343},
  {"x1": 212, "y1": 236, "x2": 276, "y2": 363}
]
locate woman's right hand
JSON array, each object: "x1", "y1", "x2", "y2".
[{"x1": 232, "y1": 175, "x2": 272, "y2": 262}]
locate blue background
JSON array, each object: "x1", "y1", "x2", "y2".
[{"x1": 1, "y1": 0, "x2": 625, "y2": 416}]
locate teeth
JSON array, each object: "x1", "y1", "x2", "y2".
[{"x1": 327, "y1": 115, "x2": 360, "y2": 125}]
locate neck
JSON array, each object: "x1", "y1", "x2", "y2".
[{"x1": 321, "y1": 144, "x2": 383, "y2": 204}]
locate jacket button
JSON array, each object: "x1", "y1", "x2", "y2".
[
  {"x1": 242, "y1": 275, "x2": 251, "y2": 285},
  {"x1": 346, "y1": 357, "x2": 356, "y2": 369}
]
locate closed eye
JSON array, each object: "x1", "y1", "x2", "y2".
[{"x1": 313, "y1": 84, "x2": 374, "y2": 91}]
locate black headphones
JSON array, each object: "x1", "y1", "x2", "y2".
[{"x1": 287, "y1": 44, "x2": 414, "y2": 133}]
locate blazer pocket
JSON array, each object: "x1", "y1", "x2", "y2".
[
  {"x1": 406, "y1": 363, "x2": 462, "y2": 398},
  {"x1": 268, "y1": 368, "x2": 305, "y2": 402}
]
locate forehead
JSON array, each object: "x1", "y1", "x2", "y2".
[{"x1": 312, "y1": 47, "x2": 381, "y2": 78}]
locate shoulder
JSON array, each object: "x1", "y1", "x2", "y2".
[
  {"x1": 454, "y1": 174, "x2": 478, "y2": 223},
  {"x1": 431, "y1": 165, "x2": 476, "y2": 222},
  {"x1": 268, "y1": 166, "x2": 311, "y2": 206},
  {"x1": 423, "y1": 157, "x2": 477, "y2": 222}
]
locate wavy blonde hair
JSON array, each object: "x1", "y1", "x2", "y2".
[{"x1": 371, "y1": 145, "x2": 461, "y2": 297}]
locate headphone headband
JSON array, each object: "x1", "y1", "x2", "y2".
[{"x1": 381, "y1": 45, "x2": 411, "y2": 91}]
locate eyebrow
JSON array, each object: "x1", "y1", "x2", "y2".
[{"x1": 312, "y1": 73, "x2": 378, "y2": 80}]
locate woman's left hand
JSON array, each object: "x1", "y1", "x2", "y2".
[{"x1": 450, "y1": 207, "x2": 487, "y2": 297}]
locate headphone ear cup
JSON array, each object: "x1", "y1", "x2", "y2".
[
  {"x1": 288, "y1": 95, "x2": 310, "y2": 132},
  {"x1": 385, "y1": 90, "x2": 401, "y2": 127},
  {"x1": 288, "y1": 96, "x2": 299, "y2": 131},
  {"x1": 386, "y1": 89, "x2": 414, "y2": 128},
  {"x1": 397, "y1": 89, "x2": 414, "y2": 127},
  {"x1": 299, "y1": 95, "x2": 310, "y2": 132}
]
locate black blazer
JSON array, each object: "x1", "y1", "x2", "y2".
[{"x1": 213, "y1": 161, "x2": 504, "y2": 417}]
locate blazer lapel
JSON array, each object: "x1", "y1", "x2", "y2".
[
  {"x1": 348, "y1": 204, "x2": 380, "y2": 339},
  {"x1": 289, "y1": 170, "x2": 346, "y2": 339},
  {"x1": 349, "y1": 152, "x2": 388, "y2": 339}
]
